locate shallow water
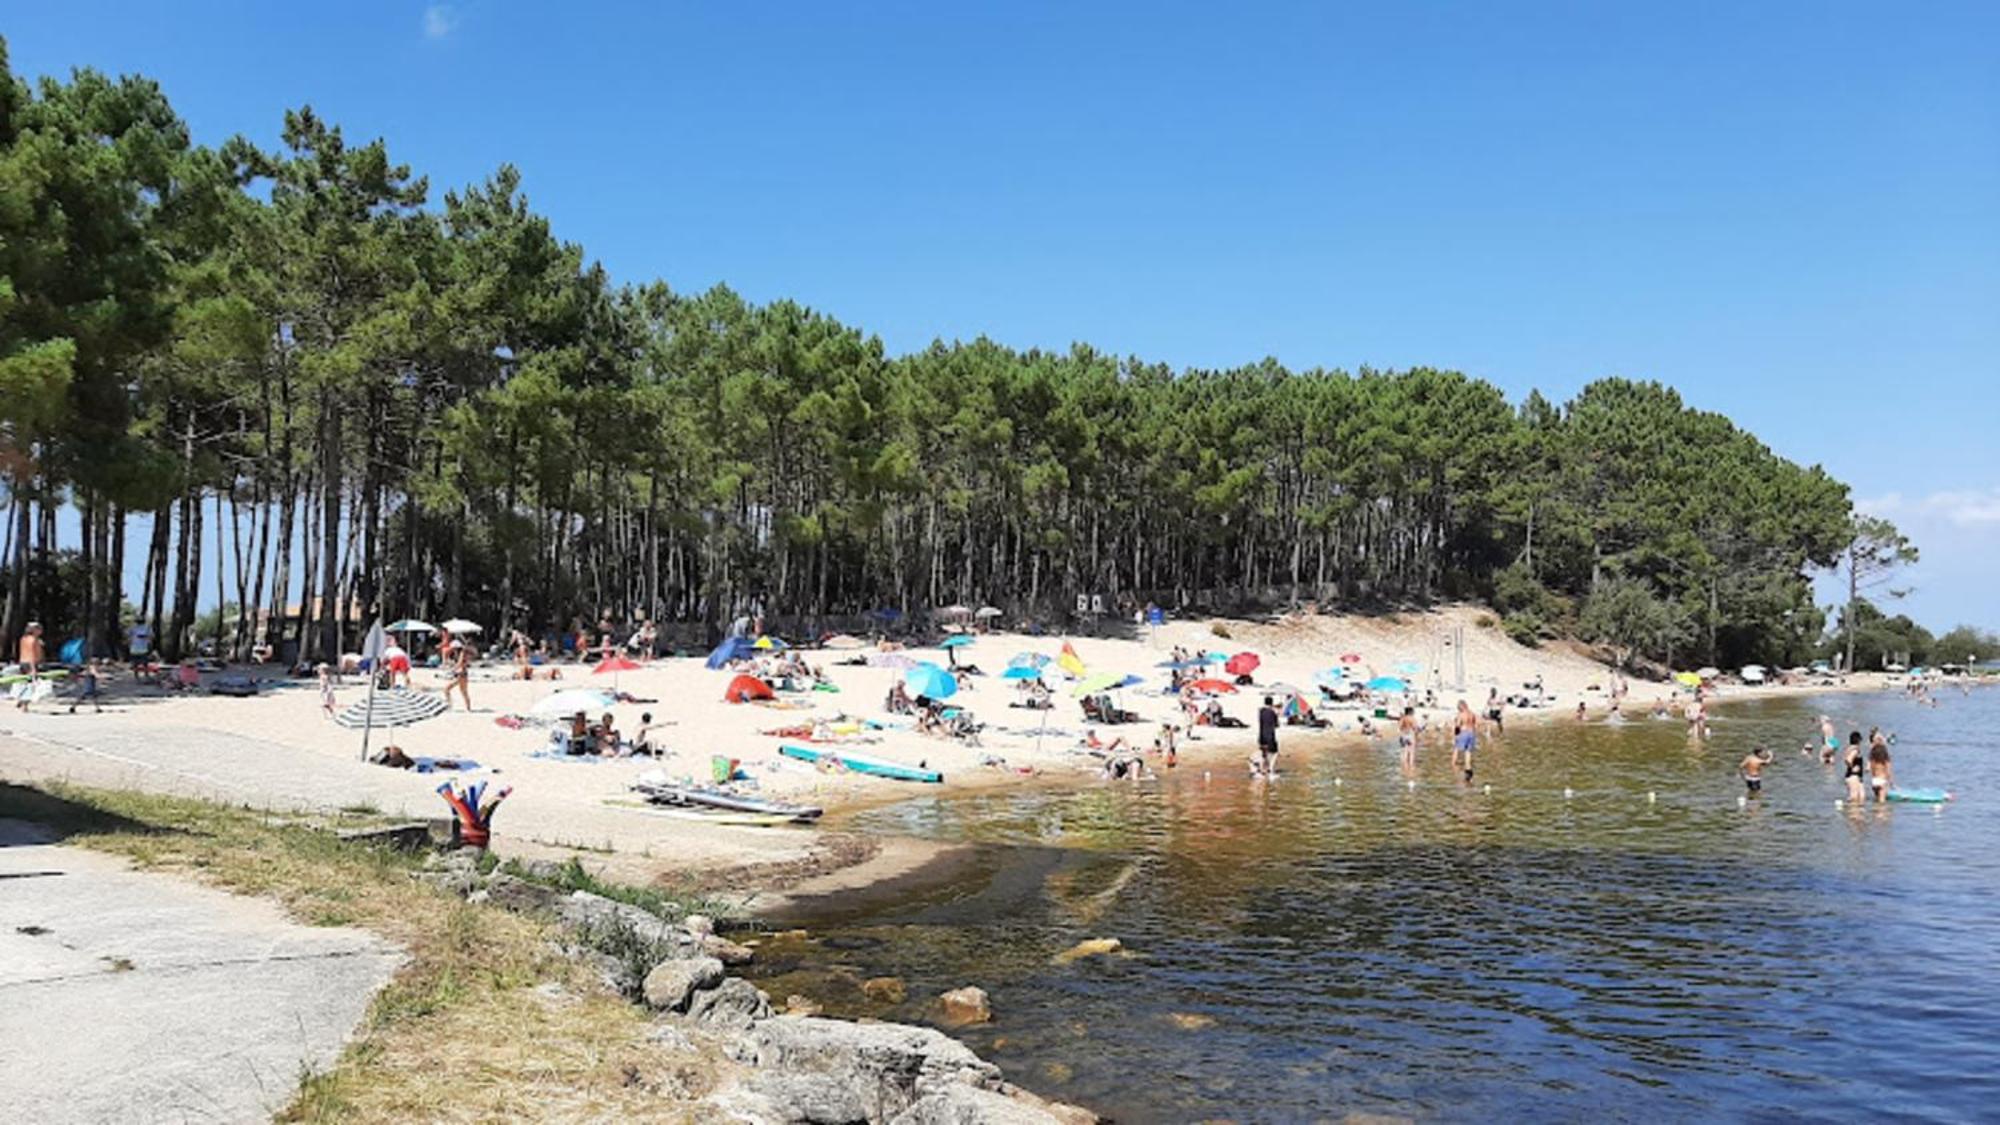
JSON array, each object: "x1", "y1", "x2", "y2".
[{"x1": 747, "y1": 687, "x2": 2000, "y2": 1122}]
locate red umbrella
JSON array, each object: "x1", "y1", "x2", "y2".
[
  {"x1": 1189, "y1": 678, "x2": 1238, "y2": 694},
  {"x1": 722, "y1": 674, "x2": 775, "y2": 703},
  {"x1": 593, "y1": 654, "x2": 641, "y2": 691},
  {"x1": 1339, "y1": 653, "x2": 1362, "y2": 664},
  {"x1": 1224, "y1": 652, "x2": 1260, "y2": 677}
]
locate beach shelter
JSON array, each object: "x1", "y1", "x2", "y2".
[
  {"x1": 1366, "y1": 675, "x2": 1409, "y2": 693},
  {"x1": 1189, "y1": 678, "x2": 1237, "y2": 694},
  {"x1": 705, "y1": 635, "x2": 752, "y2": 670},
  {"x1": 904, "y1": 662, "x2": 958, "y2": 701},
  {"x1": 975, "y1": 606, "x2": 1004, "y2": 619},
  {"x1": 440, "y1": 618, "x2": 483, "y2": 635},
  {"x1": 1224, "y1": 652, "x2": 1261, "y2": 677},
  {"x1": 530, "y1": 688, "x2": 616, "y2": 717},
  {"x1": 334, "y1": 688, "x2": 447, "y2": 730},
  {"x1": 1058, "y1": 642, "x2": 1087, "y2": 679},
  {"x1": 1674, "y1": 671, "x2": 1702, "y2": 688},
  {"x1": 1001, "y1": 665, "x2": 1044, "y2": 681},
  {"x1": 723, "y1": 674, "x2": 775, "y2": 703},
  {"x1": 753, "y1": 635, "x2": 787, "y2": 650}
]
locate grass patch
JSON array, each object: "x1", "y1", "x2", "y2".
[
  {"x1": 499, "y1": 855, "x2": 731, "y2": 924},
  {"x1": 0, "y1": 779, "x2": 736, "y2": 1121}
]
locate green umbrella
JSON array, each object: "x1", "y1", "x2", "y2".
[{"x1": 1071, "y1": 672, "x2": 1122, "y2": 698}]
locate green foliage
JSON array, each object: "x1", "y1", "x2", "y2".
[
  {"x1": 1578, "y1": 577, "x2": 1687, "y2": 668},
  {"x1": 1934, "y1": 625, "x2": 2000, "y2": 664},
  {"x1": 0, "y1": 37, "x2": 1881, "y2": 675}
]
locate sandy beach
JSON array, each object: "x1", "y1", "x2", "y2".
[{"x1": 0, "y1": 605, "x2": 1880, "y2": 898}]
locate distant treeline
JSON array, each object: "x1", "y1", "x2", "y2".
[{"x1": 0, "y1": 42, "x2": 1900, "y2": 669}]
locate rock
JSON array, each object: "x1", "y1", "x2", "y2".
[
  {"x1": 483, "y1": 873, "x2": 562, "y2": 915},
  {"x1": 684, "y1": 913, "x2": 715, "y2": 937},
  {"x1": 785, "y1": 994, "x2": 824, "y2": 1016},
  {"x1": 1052, "y1": 938, "x2": 1121, "y2": 964},
  {"x1": 887, "y1": 1084, "x2": 1068, "y2": 1125},
  {"x1": 516, "y1": 858, "x2": 566, "y2": 880},
  {"x1": 641, "y1": 956, "x2": 723, "y2": 1011},
  {"x1": 557, "y1": 891, "x2": 697, "y2": 952},
  {"x1": 862, "y1": 976, "x2": 908, "y2": 1004},
  {"x1": 685, "y1": 976, "x2": 773, "y2": 1030},
  {"x1": 710, "y1": 1073, "x2": 871, "y2": 1125},
  {"x1": 738, "y1": 1015, "x2": 1002, "y2": 1121},
  {"x1": 936, "y1": 986, "x2": 991, "y2": 1027},
  {"x1": 700, "y1": 933, "x2": 756, "y2": 966},
  {"x1": 646, "y1": 1022, "x2": 696, "y2": 1053}
]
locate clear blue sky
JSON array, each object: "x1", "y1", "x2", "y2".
[{"x1": 12, "y1": 2, "x2": 1998, "y2": 629}]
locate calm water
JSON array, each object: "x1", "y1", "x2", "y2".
[{"x1": 746, "y1": 688, "x2": 2000, "y2": 1123}]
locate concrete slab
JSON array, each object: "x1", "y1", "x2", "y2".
[{"x1": 0, "y1": 827, "x2": 404, "y2": 1124}]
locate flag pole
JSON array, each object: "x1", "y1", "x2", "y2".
[{"x1": 360, "y1": 619, "x2": 386, "y2": 762}]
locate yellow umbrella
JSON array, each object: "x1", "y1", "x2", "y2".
[{"x1": 1674, "y1": 672, "x2": 1701, "y2": 688}]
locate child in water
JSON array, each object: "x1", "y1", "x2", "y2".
[{"x1": 1739, "y1": 746, "x2": 1773, "y2": 797}]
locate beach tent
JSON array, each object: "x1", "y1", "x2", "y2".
[
  {"x1": 530, "y1": 688, "x2": 616, "y2": 717},
  {"x1": 705, "y1": 635, "x2": 752, "y2": 669},
  {"x1": 1224, "y1": 652, "x2": 1260, "y2": 677},
  {"x1": 334, "y1": 688, "x2": 447, "y2": 729},
  {"x1": 904, "y1": 662, "x2": 957, "y2": 701},
  {"x1": 1741, "y1": 665, "x2": 1768, "y2": 684},
  {"x1": 1058, "y1": 642, "x2": 1087, "y2": 679},
  {"x1": 723, "y1": 674, "x2": 775, "y2": 703}
]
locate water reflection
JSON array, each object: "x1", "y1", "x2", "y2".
[{"x1": 750, "y1": 691, "x2": 2000, "y2": 1122}]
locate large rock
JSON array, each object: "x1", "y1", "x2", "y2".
[
  {"x1": 482, "y1": 873, "x2": 562, "y2": 915},
  {"x1": 936, "y1": 986, "x2": 991, "y2": 1027},
  {"x1": 701, "y1": 933, "x2": 756, "y2": 965},
  {"x1": 734, "y1": 1015, "x2": 1003, "y2": 1121},
  {"x1": 642, "y1": 956, "x2": 723, "y2": 1011},
  {"x1": 685, "y1": 976, "x2": 773, "y2": 1030},
  {"x1": 707, "y1": 1073, "x2": 871, "y2": 1125},
  {"x1": 888, "y1": 1084, "x2": 1068, "y2": 1125},
  {"x1": 862, "y1": 976, "x2": 908, "y2": 1004}
]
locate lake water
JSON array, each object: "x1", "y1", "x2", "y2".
[{"x1": 745, "y1": 687, "x2": 2000, "y2": 1122}]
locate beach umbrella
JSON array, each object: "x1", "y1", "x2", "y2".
[
  {"x1": 905, "y1": 662, "x2": 958, "y2": 701},
  {"x1": 937, "y1": 605, "x2": 973, "y2": 620},
  {"x1": 1393, "y1": 660, "x2": 1422, "y2": 677},
  {"x1": 1697, "y1": 667, "x2": 1721, "y2": 679},
  {"x1": 1314, "y1": 667, "x2": 1347, "y2": 686},
  {"x1": 753, "y1": 635, "x2": 788, "y2": 650},
  {"x1": 1058, "y1": 642, "x2": 1088, "y2": 678},
  {"x1": 1114, "y1": 674, "x2": 1146, "y2": 690},
  {"x1": 1674, "y1": 671, "x2": 1702, "y2": 688},
  {"x1": 1265, "y1": 682, "x2": 1304, "y2": 697},
  {"x1": 866, "y1": 651, "x2": 916, "y2": 670},
  {"x1": 334, "y1": 688, "x2": 447, "y2": 730},
  {"x1": 1200, "y1": 651, "x2": 1230, "y2": 664},
  {"x1": 1339, "y1": 653, "x2": 1362, "y2": 664},
  {"x1": 1366, "y1": 675, "x2": 1409, "y2": 693},
  {"x1": 940, "y1": 634, "x2": 976, "y2": 649},
  {"x1": 439, "y1": 618, "x2": 483, "y2": 635},
  {"x1": 975, "y1": 606, "x2": 1004, "y2": 618},
  {"x1": 1224, "y1": 652, "x2": 1261, "y2": 677},
  {"x1": 385, "y1": 619, "x2": 436, "y2": 635},
  {"x1": 1156, "y1": 658, "x2": 1202, "y2": 670},
  {"x1": 1001, "y1": 665, "x2": 1044, "y2": 681},
  {"x1": 593, "y1": 654, "x2": 641, "y2": 691},
  {"x1": 722, "y1": 674, "x2": 775, "y2": 703},
  {"x1": 531, "y1": 688, "x2": 616, "y2": 717},
  {"x1": 1189, "y1": 678, "x2": 1237, "y2": 694},
  {"x1": 1071, "y1": 672, "x2": 1123, "y2": 698},
  {"x1": 822, "y1": 633, "x2": 869, "y2": 650},
  {"x1": 1009, "y1": 652, "x2": 1050, "y2": 670}
]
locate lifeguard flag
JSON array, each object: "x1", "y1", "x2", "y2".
[{"x1": 1058, "y1": 641, "x2": 1087, "y2": 679}]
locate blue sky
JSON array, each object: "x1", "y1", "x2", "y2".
[{"x1": 11, "y1": 2, "x2": 1998, "y2": 629}]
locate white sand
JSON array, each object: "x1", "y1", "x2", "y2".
[{"x1": 1, "y1": 605, "x2": 1862, "y2": 881}]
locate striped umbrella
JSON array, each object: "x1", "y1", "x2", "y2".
[{"x1": 334, "y1": 688, "x2": 448, "y2": 729}]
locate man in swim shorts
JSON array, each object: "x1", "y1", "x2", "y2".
[
  {"x1": 1739, "y1": 746, "x2": 1772, "y2": 796},
  {"x1": 1452, "y1": 700, "x2": 1479, "y2": 782},
  {"x1": 1397, "y1": 706, "x2": 1419, "y2": 771}
]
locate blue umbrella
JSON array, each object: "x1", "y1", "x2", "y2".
[
  {"x1": 1314, "y1": 667, "x2": 1347, "y2": 686},
  {"x1": 1114, "y1": 674, "x2": 1146, "y2": 690},
  {"x1": 1001, "y1": 666, "x2": 1044, "y2": 681},
  {"x1": 1009, "y1": 652, "x2": 1050, "y2": 669},
  {"x1": 1366, "y1": 676, "x2": 1409, "y2": 693},
  {"x1": 704, "y1": 635, "x2": 752, "y2": 670},
  {"x1": 905, "y1": 662, "x2": 958, "y2": 700},
  {"x1": 941, "y1": 634, "x2": 976, "y2": 649},
  {"x1": 1392, "y1": 660, "x2": 1422, "y2": 677}
]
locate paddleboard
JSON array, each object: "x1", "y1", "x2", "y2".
[
  {"x1": 1885, "y1": 788, "x2": 1953, "y2": 804},
  {"x1": 779, "y1": 743, "x2": 943, "y2": 783}
]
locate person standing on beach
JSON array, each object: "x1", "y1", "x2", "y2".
[
  {"x1": 15, "y1": 622, "x2": 44, "y2": 710},
  {"x1": 446, "y1": 635, "x2": 473, "y2": 711},
  {"x1": 1256, "y1": 696, "x2": 1279, "y2": 777},
  {"x1": 318, "y1": 663, "x2": 336, "y2": 718}
]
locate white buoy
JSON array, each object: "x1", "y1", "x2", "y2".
[
  {"x1": 1203, "y1": 771, "x2": 1211, "y2": 783},
  {"x1": 1482, "y1": 783, "x2": 1492, "y2": 795},
  {"x1": 1564, "y1": 787, "x2": 1574, "y2": 800},
  {"x1": 1835, "y1": 799, "x2": 1845, "y2": 810},
  {"x1": 1407, "y1": 779, "x2": 1416, "y2": 791},
  {"x1": 1647, "y1": 791, "x2": 1657, "y2": 803},
  {"x1": 1738, "y1": 795, "x2": 1748, "y2": 807},
  {"x1": 1333, "y1": 776, "x2": 1343, "y2": 787}
]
